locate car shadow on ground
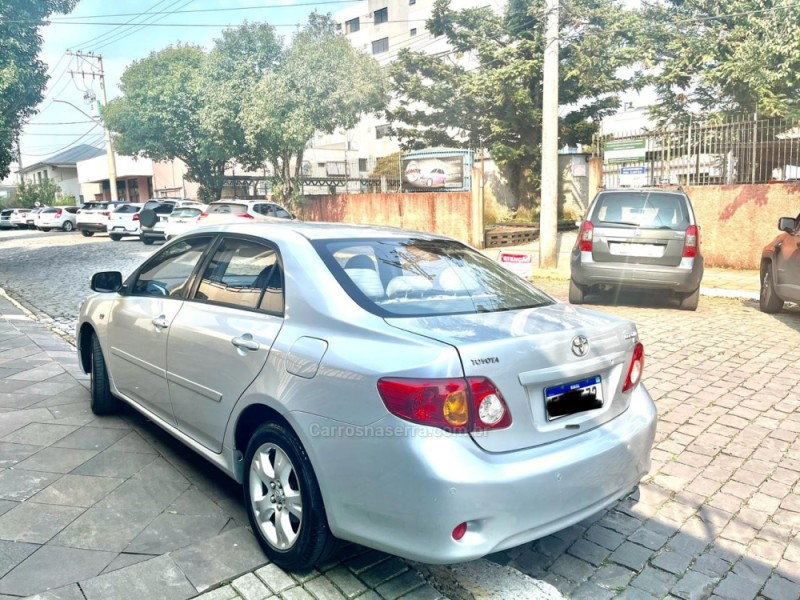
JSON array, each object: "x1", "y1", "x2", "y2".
[
  {"x1": 579, "y1": 289, "x2": 684, "y2": 311},
  {"x1": 741, "y1": 299, "x2": 800, "y2": 333}
]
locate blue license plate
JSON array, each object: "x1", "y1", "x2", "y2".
[{"x1": 545, "y1": 375, "x2": 603, "y2": 420}]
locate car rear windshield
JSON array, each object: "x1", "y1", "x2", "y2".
[
  {"x1": 81, "y1": 203, "x2": 108, "y2": 211},
  {"x1": 592, "y1": 191, "x2": 690, "y2": 230},
  {"x1": 315, "y1": 238, "x2": 553, "y2": 317},
  {"x1": 113, "y1": 204, "x2": 140, "y2": 213},
  {"x1": 41, "y1": 208, "x2": 58, "y2": 213},
  {"x1": 207, "y1": 203, "x2": 247, "y2": 215},
  {"x1": 171, "y1": 208, "x2": 202, "y2": 218}
]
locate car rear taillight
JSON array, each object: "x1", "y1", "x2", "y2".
[
  {"x1": 683, "y1": 225, "x2": 698, "y2": 258},
  {"x1": 238, "y1": 212, "x2": 255, "y2": 219},
  {"x1": 133, "y1": 213, "x2": 139, "y2": 221},
  {"x1": 622, "y1": 342, "x2": 644, "y2": 392},
  {"x1": 55, "y1": 209, "x2": 62, "y2": 217},
  {"x1": 198, "y1": 212, "x2": 208, "y2": 220},
  {"x1": 575, "y1": 221, "x2": 594, "y2": 252},
  {"x1": 377, "y1": 377, "x2": 511, "y2": 432},
  {"x1": 101, "y1": 211, "x2": 110, "y2": 218}
]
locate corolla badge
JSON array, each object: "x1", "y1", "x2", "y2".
[{"x1": 571, "y1": 335, "x2": 589, "y2": 357}]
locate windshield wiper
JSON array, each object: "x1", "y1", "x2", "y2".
[{"x1": 602, "y1": 220, "x2": 641, "y2": 227}]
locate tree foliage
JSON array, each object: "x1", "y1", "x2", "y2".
[
  {"x1": 0, "y1": 0, "x2": 78, "y2": 180},
  {"x1": 240, "y1": 14, "x2": 387, "y2": 205},
  {"x1": 104, "y1": 45, "x2": 232, "y2": 201},
  {"x1": 642, "y1": 1, "x2": 800, "y2": 121},
  {"x1": 16, "y1": 178, "x2": 61, "y2": 208},
  {"x1": 388, "y1": 0, "x2": 642, "y2": 204}
]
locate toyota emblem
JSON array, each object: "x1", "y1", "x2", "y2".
[{"x1": 571, "y1": 335, "x2": 589, "y2": 357}]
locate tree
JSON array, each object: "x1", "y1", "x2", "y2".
[
  {"x1": 388, "y1": 0, "x2": 642, "y2": 205},
  {"x1": 16, "y1": 179, "x2": 61, "y2": 208},
  {"x1": 0, "y1": 0, "x2": 79, "y2": 179},
  {"x1": 641, "y1": 1, "x2": 800, "y2": 121},
  {"x1": 240, "y1": 13, "x2": 387, "y2": 205},
  {"x1": 103, "y1": 45, "x2": 232, "y2": 201}
]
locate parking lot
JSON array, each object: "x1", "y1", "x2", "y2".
[{"x1": 0, "y1": 228, "x2": 799, "y2": 599}]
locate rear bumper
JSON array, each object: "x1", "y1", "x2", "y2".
[
  {"x1": 571, "y1": 250, "x2": 703, "y2": 294},
  {"x1": 140, "y1": 228, "x2": 166, "y2": 240},
  {"x1": 293, "y1": 384, "x2": 657, "y2": 563},
  {"x1": 107, "y1": 225, "x2": 140, "y2": 235},
  {"x1": 77, "y1": 222, "x2": 108, "y2": 233}
]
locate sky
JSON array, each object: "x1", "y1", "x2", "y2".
[{"x1": 18, "y1": 0, "x2": 356, "y2": 166}]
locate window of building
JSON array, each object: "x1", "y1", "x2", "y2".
[
  {"x1": 129, "y1": 179, "x2": 140, "y2": 202},
  {"x1": 374, "y1": 7, "x2": 388, "y2": 24},
  {"x1": 376, "y1": 124, "x2": 391, "y2": 139},
  {"x1": 410, "y1": 28, "x2": 417, "y2": 36},
  {"x1": 372, "y1": 37, "x2": 389, "y2": 54},
  {"x1": 345, "y1": 17, "x2": 360, "y2": 33},
  {"x1": 359, "y1": 158, "x2": 368, "y2": 172}
]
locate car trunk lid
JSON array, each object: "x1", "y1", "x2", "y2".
[
  {"x1": 386, "y1": 302, "x2": 640, "y2": 452},
  {"x1": 592, "y1": 224, "x2": 687, "y2": 267}
]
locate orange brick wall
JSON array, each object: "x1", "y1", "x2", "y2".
[
  {"x1": 685, "y1": 183, "x2": 800, "y2": 269},
  {"x1": 298, "y1": 192, "x2": 476, "y2": 245}
]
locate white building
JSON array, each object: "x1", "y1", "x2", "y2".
[
  {"x1": 18, "y1": 144, "x2": 105, "y2": 202},
  {"x1": 304, "y1": 0, "x2": 488, "y2": 187}
]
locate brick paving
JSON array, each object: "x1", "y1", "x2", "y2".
[{"x1": 0, "y1": 229, "x2": 798, "y2": 599}]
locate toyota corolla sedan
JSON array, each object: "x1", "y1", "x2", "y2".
[{"x1": 77, "y1": 222, "x2": 656, "y2": 570}]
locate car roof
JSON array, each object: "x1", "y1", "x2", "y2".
[
  {"x1": 186, "y1": 220, "x2": 448, "y2": 243},
  {"x1": 598, "y1": 187, "x2": 687, "y2": 197}
]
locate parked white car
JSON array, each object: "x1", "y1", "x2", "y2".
[
  {"x1": 139, "y1": 198, "x2": 206, "y2": 244},
  {"x1": 107, "y1": 203, "x2": 144, "y2": 241},
  {"x1": 0, "y1": 209, "x2": 15, "y2": 229},
  {"x1": 197, "y1": 200, "x2": 294, "y2": 226},
  {"x1": 36, "y1": 206, "x2": 79, "y2": 232},
  {"x1": 76, "y1": 201, "x2": 129, "y2": 237},
  {"x1": 164, "y1": 205, "x2": 206, "y2": 241},
  {"x1": 9, "y1": 209, "x2": 32, "y2": 229}
]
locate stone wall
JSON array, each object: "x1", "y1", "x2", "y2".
[{"x1": 685, "y1": 183, "x2": 800, "y2": 269}]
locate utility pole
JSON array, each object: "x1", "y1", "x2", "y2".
[
  {"x1": 68, "y1": 51, "x2": 118, "y2": 200},
  {"x1": 539, "y1": 0, "x2": 559, "y2": 269}
]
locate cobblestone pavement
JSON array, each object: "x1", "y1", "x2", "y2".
[{"x1": 1, "y1": 229, "x2": 800, "y2": 599}]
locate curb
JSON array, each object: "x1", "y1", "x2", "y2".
[{"x1": 0, "y1": 286, "x2": 77, "y2": 347}]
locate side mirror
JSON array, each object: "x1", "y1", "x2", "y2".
[
  {"x1": 91, "y1": 271, "x2": 123, "y2": 293},
  {"x1": 778, "y1": 217, "x2": 796, "y2": 233}
]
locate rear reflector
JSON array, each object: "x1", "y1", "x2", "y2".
[
  {"x1": 238, "y1": 212, "x2": 255, "y2": 219},
  {"x1": 198, "y1": 213, "x2": 208, "y2": 220},
  {"x1": 377, "y1": 377, "x2": 511, "y2": 433},
  {"x1": 452, "y1": 522, "x2": 468, "y2": 540},
  {"x1": 683, "y1": 225, "x2": 698, "y2": 258},
  {"x1": 622, "y1": 342, "x2": 644, "y2": 392}
]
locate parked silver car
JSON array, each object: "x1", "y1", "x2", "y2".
[
  {"x1": 570, "y1": 188, "x2": 704, "y2": 310},
  {"x1": 77, "y1": 222, "x2": 656, "y2": 570}
]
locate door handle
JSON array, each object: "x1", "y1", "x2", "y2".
[
  {"x1": 232, "y1": 334, "x2": 260, "y2": 351},
  {"x1": 152, "y1": 315, "x2": 169, "y2": 329}
]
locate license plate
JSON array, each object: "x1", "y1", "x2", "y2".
[
  {"x1": 545, "y1": 376, "x2": 603, "y2": 420},
  {"x1": 610, "y1": 243, "x2": 664, "y2": 258},
  {"x1": 113, "y1": 226, "x2": 124, "y2": 231}
]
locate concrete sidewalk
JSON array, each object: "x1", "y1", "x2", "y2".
[{"x1": 0, "y1": 294, "x2": 448, "y2": 600}]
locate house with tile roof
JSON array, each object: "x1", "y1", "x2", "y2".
[{"x1": 18, "y1": 144, "x2": 106, "y2": 202}]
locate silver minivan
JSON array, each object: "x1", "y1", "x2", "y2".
[{"x1": 570, "y1": 188, "x2": 704, "y2": 310}]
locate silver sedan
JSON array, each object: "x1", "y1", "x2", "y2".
[{"x1": 77, "y1": 222, "x2": 657, "y2": 570}]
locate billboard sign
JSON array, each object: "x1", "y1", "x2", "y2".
[
  {"x1": 604, "y1": 139, "x2": 646, "y2": 164},
  {"x1": 402, "y1": 155, "x2": 465, "y2": 191}
]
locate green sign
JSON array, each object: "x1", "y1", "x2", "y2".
[
  {"x1": 604, "y1": 138, "x2": 646, "y2": 164},
  {"x1": 603, "y1": 139, "x2": 645, "y2": 152}
]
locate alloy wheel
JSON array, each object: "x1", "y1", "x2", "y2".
[{"x1": 249, "y1": 443, "x2": 303, "y2": 550}]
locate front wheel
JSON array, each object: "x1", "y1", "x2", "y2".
[
  {"x1": 759, "y1": 264, "x2": 784, "y2": 313},
  {"x1": 81, "y1": 230, "x2": 94, "y2": 237},
  {"x1": 90, "y1": 334, "x2": 118, "y2": 415},
  {"x1": 244, "y1": 422, "x2": 336, "y2": 570},
  {"x1": 40, "y1": 228, "x2": 50, "y2": 232},
  {"x1": 62, "y1": 221, "x2": 74, "y2": 232},
  {"x1": 141, "y1": 236, "x2": 155, "y2": 245}
]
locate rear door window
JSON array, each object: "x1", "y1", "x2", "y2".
[
  {"x1": 131, "y1": 236, "x2": 213, "y2": 298},
  {"x1": 208, "y1": 203, "x2": 247, "y2": 215},
  {"x1": 593, "y1": 192, "x2": 689, "y2": 230}
]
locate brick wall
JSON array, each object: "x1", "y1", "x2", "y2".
[
  {"x1": 685, "y1": 183, "x2": 800, "y2": 269},
  {"x1": 298, "y1": 192, "x2": 477, "y2": 245}
]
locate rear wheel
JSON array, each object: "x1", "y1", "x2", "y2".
[
  {"x1": 90, "y1": 334, "x2": 118, "y2": 415},
  {"x1": 244, "y1": 422, "x2": 336, "y2": 570},
  {"x1": 141, "y1": 235, "x2": 155, "y2": 245},
  {"x1": 81, "y1": 230, "x2": 94, "y2": 237},
  {"x1": 759, "y1": 264, "x2": 784, "y2": 313},
  {"x1": 40, "y1": 228, "x2": 50, "y2": 232},
  {"x1": 109, "y1": 234, "x2": 122, "y2": 242},
  {"x1": 62, "y1": 221, "x2": 74, "y2": 232},
  {"x1": 679, "y1": 287, "x2": 700, "y2": 311},
  {"x1": 569, "y1": 279, "x2": 585, "y2": 304}
]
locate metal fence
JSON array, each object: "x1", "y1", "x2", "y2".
[{"x1": 594, "y1": 115, "x2": 800, "y2": 188}]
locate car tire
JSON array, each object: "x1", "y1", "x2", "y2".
[
  {"x1": 40, "y1": 228, "x2": 50, "y2": 232},
  {"x1": 243, "y1": 422, "x2": 336, "y2": 571},
  {"x1": 81, "y1": 230, "x2": 94, "y2": 237},
  {"x1": 759, "y1": 264, "x2": 784, "y2": 314},
  {"x1": 679, "y1": 287, "x2": 700, "y2": 311},
  {"x1": 90, "y1": 334, "x2": 118, "y2": 415},
  {"x1": 109, "y1": 234, "x2": 122, "y2": 242},
  {"x1": 62, "y1": 221, "x2": 74, "y2": 232},
  {"x1": 141, "y1": 236, "x2": 155, "y2": 245},
  {"x1": 569, "y1": 279, "x2": 585, "y2": 304}
]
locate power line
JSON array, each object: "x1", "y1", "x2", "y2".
[
  {"x1": 21, "y1": 129, "x2": 102, "y2": 156},
  {"x1": 74, "y1": 0, "x2": 175, "y2": 49},
  {"x1": 25, "y1": 120, "x2": 96, "y2": 125}
]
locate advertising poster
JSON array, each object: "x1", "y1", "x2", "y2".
[{"x1": 402, "y1": 155, "x2": 465, "y2": 191}]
